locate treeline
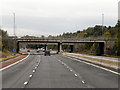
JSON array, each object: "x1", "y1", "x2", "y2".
[
  {"x1": 57, "y1": 21, "x2": 120, "y2": 56},
  {"x1": 21, "y1": 21, "x2": 120, "y2": 56},
  {"x1": 57, "y1": 24, "x2": 118, "y2": 39},
  {"x1": 0, "y1": 29, "x2": 16, "y2": 53},
  {"x1": 115, "y1": 21, "x2": 120, "y2": 56},
  {"x1": 1, "y1": 20, "x2": 120, "y2": 56}
]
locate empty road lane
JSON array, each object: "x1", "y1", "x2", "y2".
[{"x1": 2, "y1": 53, "x2": 119, "y2": 88}]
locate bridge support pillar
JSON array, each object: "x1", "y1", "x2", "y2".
[
  {"x1": 16, "y1": 42, "x2": 19, "y2": 53},
  {"x1": 58, "y1": 43, "x2": 62, "y2": 54},
  {"x1": 45, "y1": 45, "x2": 47, "y2": 51},
  {"x1": 99, "y1": 42, "x2": 104, "y2": 55},
  {"x1": 70, "y1": 45, "x2": 74, "y2": 53}
]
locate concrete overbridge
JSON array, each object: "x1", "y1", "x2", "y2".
[{"x1": 15, "y1": 38, "x2": 106, "y2": 55}]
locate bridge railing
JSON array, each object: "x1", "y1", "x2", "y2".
[{"x1": 15, "y1": 37, "x2": 117, "y2": 41}]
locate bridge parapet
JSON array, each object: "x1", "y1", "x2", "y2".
[
  {"x1": 14, "y1": 38, "x2": 115, "y2": 43},
  {"x1": 14, "y1": 38, "x2": 116, "y2": 55}
]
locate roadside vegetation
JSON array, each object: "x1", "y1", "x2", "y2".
[
  {"x1": 21, "y1": 21, "x2": 120, "y2": 57},
  {"x1": 56, "y1": 21, "x2": 120, "y2": 56},
  {"x1": 0, "y1": 29, "x2": 18, "y2": 59},
  {"x1": 1, "y1": 21, "x2": 120, "y2": 57}
]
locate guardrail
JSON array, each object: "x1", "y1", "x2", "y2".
[{"x1": 62, "y1": 53, "x2": 120, "y2": 69}]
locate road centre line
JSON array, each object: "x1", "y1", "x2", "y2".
[
  {"x1": 75, "y1": 74, "x2": 78, "y2": 77},
  {"x1": 24, "y1": 81, "x2": 28, "y2": 85},
  {"x1": 82, "y1": 81, "x2": 85, "y2": 84},
  {"x1": 24, "y1": 55, "x2": 41, "y2": 88},
  {"x1": 29, "y1": 75, "x2": 33, "y2": 78},
  {"x1": 54, "y1": 56, "x2": 87, "y2": 85}
]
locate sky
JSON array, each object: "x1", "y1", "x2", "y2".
[
  {"x1": 0, "y1": 0, "x2": 120, "y2": 37},
  {"x1": 118, "y1": 1, "x2": 120, "y2": 20}
]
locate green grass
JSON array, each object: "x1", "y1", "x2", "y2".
[{"x1": 1, "y1": 54, "x2": 21, "y2": 62}]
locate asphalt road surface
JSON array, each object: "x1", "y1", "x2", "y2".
[{"x1": 2, "y1": 52, "x2": 119, "y2": 88}]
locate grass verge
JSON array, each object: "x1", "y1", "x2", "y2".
[{"x1": 0, "y1": 54, "x2": 21, "y2": 62}]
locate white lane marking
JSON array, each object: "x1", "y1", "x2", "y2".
[
  {"x1": 0, "y1": 54, "x2": 29, "y2": 71},
  {"x1": 24, "y1": 81, "x2": 28, "y2": 85},
  {"x1": 63, "y1": 56, "x2": 120, "y2": 75},
  {"x1": 36, "y1": 65, "x2": 38, "y2": 67},
  {"x1": 82, "y1": 80, "x2": 85, "y2": 84},
  {"x1": 55, "y1": 56, "x2": 87, "y2": 82},
  {"x1": 33, "y1": 70, "x2": 35, "y2": 73},
  {"x1": 64, "y1": 64, "x2": 66, "y2": 66},
  {"x1": 57, "y1": 57, "x2": 70, "y2": 69},
  {"x1": 67, "y1": 66, "x2": 69, "y2": 68},
  {"x1": 35, "y1": 67, "x2": 37, "y2": 69},
  {"x1": 29, "y1": 75, "x2": 32, "y2": 78},
  {"x1": 75, "y1": 74, "x2": 78, "y2": 77}
]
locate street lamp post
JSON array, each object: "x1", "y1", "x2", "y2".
[
  {"x1": 102, "y1": 13, "x2": 104, "y2": 40},
  {"x1": 13, "y1": 13, "x2": 16, "y2": 36}
]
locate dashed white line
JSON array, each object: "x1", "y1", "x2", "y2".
[
  {"x1": 64, "y1": 64, "x2": 66, "y2": 66},
  {"x1": 74, "y1": 74, "x2": 78, "y2": 77},
  {"x1": 29, "y1": 75, "x2": 33, "y2": 78},
  {"x1": 24, "y1": 81, "x2": 28, "y2": 85},
  {"x1": 82, "y1": 80, "x2": 85, "y2": 84},
  {"x1": 67, "y1": 66, "x2": 69, "y2": 68},
  {"x1": 55, "y1": 56, "x2": 87, "y2": 84},
  {"x1": 35, "y1": 67, "x2": 37, "y2": 69},
  {"x1": 36, "y1": 65, "x2": 38, "y2": 67},
  {"x1": 33, "y1": 70, "x2": 35, "y2": 73},
  {"x1": 64, "y1": 56, "x2": 120, "y2": 75}
]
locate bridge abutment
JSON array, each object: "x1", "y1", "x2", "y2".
[
  {"x1": 58, "y1": 42, "x2": 62, "y2": 54},
  {"x1": 70, "y1": 45, "x2": 74, "y2": 53},
  {"x1": 103, "y1": 40, "x2": 115, "y2": 55},
  {"x1": 99, "y1": 42, "x2": 104, "y2": 55}
]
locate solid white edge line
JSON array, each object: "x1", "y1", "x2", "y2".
[
  {"x1": 0, "y1": 54, "x2": 29, "y2": 71},
  {"x1": 64, "y1": 55, "x2": 120, "y2": 75}
]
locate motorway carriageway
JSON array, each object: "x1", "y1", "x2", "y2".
[{"x1": 1, "y1": 51, "x2": 119, "y2": 88}]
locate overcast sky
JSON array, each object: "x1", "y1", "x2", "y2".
[{"x1": 0, "y1": 0, "x2": 119, "y2": 37}]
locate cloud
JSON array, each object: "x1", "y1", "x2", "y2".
[{"x1": 1, "y1": 0, "x2": 119, "y2": 36}]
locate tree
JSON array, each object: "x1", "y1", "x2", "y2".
[
  {"x1": 41, "y1": 35, "x2": 45, "y2": 38},
  {"x1": 115, "y1": 20, "x2": 120, "y2": 55},
  {"x1": 104, "y1": 31, "x2": 111, "y2": 37}
]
